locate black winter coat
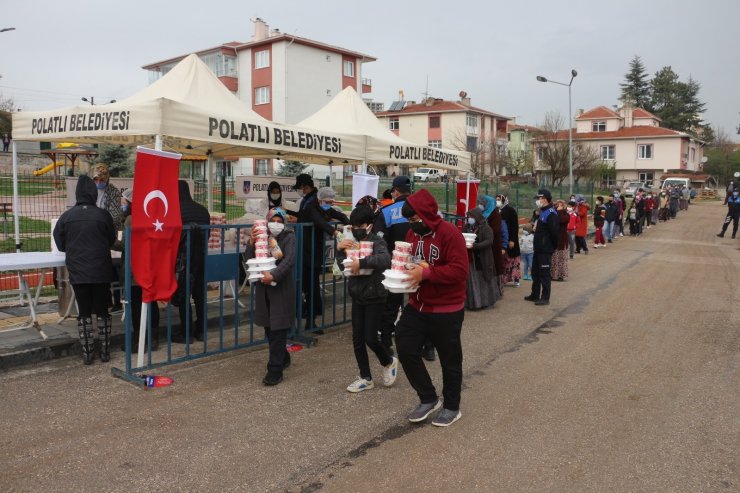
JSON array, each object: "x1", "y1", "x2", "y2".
[
  {"x1": 533, "y1": 205, "x2": 560, "y2": 254},
  {"x1": 500, "y1": 204, "x2": 521, "y2": 258},
  {"x1": 292, "y1": 188, "x2": 348, "y2": 263},
  {"x1": 335, "y1": 232, "x2": 390, "y2": 305},
  {"x1": 53, "y1": 175, "x2": 116, "y2": 284},
  {"x1": 178, "y1": 180, "x2": 210, "y2": 276}
]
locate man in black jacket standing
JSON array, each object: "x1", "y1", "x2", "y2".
[
  {"x1": 174, "y1": 180, "x2": 211, "y2": 343},
  {"x1": 524, "y1": 189, "x2": 559, "y2": 306},
  {"x1": 53, "y1": 175, "x2": 116, "y2": 364}
]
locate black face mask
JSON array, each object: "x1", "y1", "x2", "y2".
[
  {"x1": 410, "y1": 221, "x2": 431, "y2": 236},
  {"x1": 352, "y1": 228, "x2": 368, "y2": 241}
]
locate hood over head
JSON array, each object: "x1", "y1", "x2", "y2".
[
  {"x1": 178, "y1": 180, "x2": 193, "y2": 202},
  {"x1": 479, "y1": 195, "x2": 496, "y2": 219},
  {"x1": 75, "y1": 175, "x2": 97, "y2": 206},
  {"x1": 405, "y1": 189, "x2": 443, "y2": 231},
  {"x1": 468, "y1": 207, "x2": 486, "y2": 225}
]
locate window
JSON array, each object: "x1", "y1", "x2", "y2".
[
  {"x1": 690, "y1": 148, "x2": 696, "y2": 162},
  {"x1": 466, "y1": 136, "x2": 478, "y2": 152},
  {"x1": 200, "y1": 53, "x2": 237, "y2": 77},
  {"x1": 638, "y1": 172, "x2": 654, "y2": 183},
  {"x1": 600, "y1": 145, "x2": 616, "y2": 160},
  {"x1": 254, "y1": 159, "x2": 270, "y2": 176},
  {"x1": 343, "y1": 60, "x2": 355, "y2": 77},
  {"x1": 592, "y1": 121, "x2": 607, "y2": 132},
  {"x1": 255, "y1": 50, "x2": 270, "y2": 69},
  {"x1": 428, "y1": 140, "x2": 442, "y2": 148},
  {"x1": 537, "y1": 147, "x2": 545, "y2": 161},
  {"x1": 389, "y1": 117, "x2": 399, "y2": 130},
  {"x1": 217, "y1": 161, "x2": 233, "y2": 177},
  {"x1": 429, "y1": 115, "x2": 440, "y2": 129},
  {"x1": 637, "y1": 144, "x2": 653, "y2": 159},
  {"x1": 255, "y1": 86, "x2": 270, "y2": 105},
  {"x1": 466, "y1": 114, "x2": 478, "y2": 128}
]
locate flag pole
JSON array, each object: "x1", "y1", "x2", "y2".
[
  {"x1": 465, "y1": 171, "x2": 471, "y2": 214},
  {"x1": 11, "y1": 141, "x2": 20, "y2": 253},
  {"x1": 136, "y1": 135, "x2": 163, "y2": 368}
]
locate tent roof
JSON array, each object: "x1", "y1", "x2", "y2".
[
  {"x1": 290, "y1": 87, "x2": 470, "y2": 172},
  {"x1": 12, "y1": 55, "x2": 365, "y2": 162}
]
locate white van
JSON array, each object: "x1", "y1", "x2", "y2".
[
  {"x1": 414, "y1": 168, "x2": 442, "y2": 182},
  {"x1": 661, "y1": 177, "x2": 690, "y2": 190}
]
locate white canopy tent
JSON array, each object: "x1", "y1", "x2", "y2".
[
  {"x1": 288, "y1": 87, "x2": 471, "y2": 173},
  {"x1": 9, "y1": 54, "x2": 367, "y2": 249}
]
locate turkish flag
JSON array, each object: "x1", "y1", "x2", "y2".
[{"x1": 130, "y1": 147, "x2": 183, "y2": 302}]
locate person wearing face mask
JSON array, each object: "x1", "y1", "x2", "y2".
[
  {"x1": 519, "y1": 223, "x2": 534, "y2": 281},
  {"x1": 336, "y1": 206, "x2": 397, "y2": 393},
  {"x1": 245, "y1": 208, "x2": 296, "y2": 386},
  {"x1": 375, "y1": 176, "x2": 413, "y2": 357},
  {"x1": 643, "y1": 192, "x2": 655, "y2": 229},
  {"x1": 603, "y1": 194, "x2": 619, "y2": 243},
  {"x1": 593, "y1": 196, "x2": 606, "y2": 248},
  {"x1": 716, "y1": 189, "x2": 740, "y2": 239},
  {"x1": 565, "y1": 200, "x2": 579, "y2": 259},
  {"x1": 477, "y1": 195, "x2": 505, "y2": 300},
  {"x1": 658, "y1": 191, "x2": 670, "y2": 222},
  {"x1": 551, "y1": 200, "x2": 570, "y2": 282},
  {"x1": 290, "y1": 174, "x2": 347, "y2": 330},
  {"x1": 613, "y1": 189, "x2": 626, "y2": 236},
  {"x1": 574, "y1": 194, "x2": 590, "y2": 255},
  {"x1": 92, "y1": 164, "x2": 123, "y2": 312},
  {"x1": 524, "y1": 189, "x2": 559, "y2": 306},
  {"x1": 497, "y1": 194, "x2": 522, "y2": 288},
  {"x1": 267, "y1": 181, "x2": 284, "y2": 210},
  {"x1": 463, "y1": 207, "x2": 496, "y2": 310},
  {"x1": 396, "y1": 189, "x2": 468, "y2": 427}
]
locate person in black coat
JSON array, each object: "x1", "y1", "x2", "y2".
[
  {"x1": 524, "y1": 189, "x2": 559, "y2": 306},
  {"x1": 288, "y1": 174, "x2": 347, "y2": 329},
  {"x1": 53, "y1": 175, "x2": 116, "y2": 364},
  {"x1": 173, "y1": 180, "x2": 211, "y2": 343},
  {"x1": 497, "y1": 194, "x2": 522, "y2": 286}
]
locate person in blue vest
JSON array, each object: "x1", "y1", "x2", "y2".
[
  {"x1": 374, "y1": 175, "x2": 412, "y2": 357},
  {"x1": 524, "y1": 189, "x2": 560, "y2": 306},
  {"x1": 717, "y1": 188, "x2": 740, "y2": 239}
]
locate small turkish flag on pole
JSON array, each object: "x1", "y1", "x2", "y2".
[{"x1": 131, "y1": 147, "x2": 183, "y2": 302}]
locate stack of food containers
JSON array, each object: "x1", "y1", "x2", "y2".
[
  {"x1": 246, "y1": 220, "x2": 277, "y2": 284},
  {"x1": 342, "y1": 241, "x2": 374, "y2": 276},
  {"x1": 381, "y1": 241, "x2": 418, "y2": 293}
]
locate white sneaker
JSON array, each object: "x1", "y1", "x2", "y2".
[
  {"x1": 347, "y1": 377, "x2": 374, "y2": 393},
  {"x1": 512, "y1": 281, "x2": 520, "y2": 288},
  {"x1": 619, "y1": 233, "x2": 624, "y2": 237},
  {"x1": 382, "y1": 356, "x2": 398, "y2": 387}
]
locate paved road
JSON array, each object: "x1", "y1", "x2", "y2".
[{"x1": 0, "y1": 201, "x2": 737, "y2": 492}]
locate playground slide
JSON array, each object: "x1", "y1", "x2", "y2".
[{"x1": 33, "y1": 161, "x2": 64, "y2": 176}]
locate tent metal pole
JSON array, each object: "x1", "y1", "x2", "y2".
[
  {"x1": 11, "y1": 141, "x2": 20, "y2": 252},
  {"x1": 207, "y1": 154, "x2": 214, "y2": 212}
]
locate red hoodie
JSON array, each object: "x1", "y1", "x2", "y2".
[{"x1": 404, "y1": 189, "x2": 469, "y2": 313}]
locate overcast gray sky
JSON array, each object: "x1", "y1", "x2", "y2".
[{"x1": 3, "y1": 0, "x2": 739, "y2": 140}]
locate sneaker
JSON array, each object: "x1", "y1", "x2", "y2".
[
  {"x1": 512, "y1": 281, "x2": 520, "y2": 288},
  {"x1": 608, "y1": 239, "x2": 613, "y2": 243},
  {"x1": 431, "y1": 408, "x2": 462, "y2": 427},
  {"x1": 382, "y1": 356, "x2": 398, "y2": 387},
  {"x1": 423, "y1": 346, "x2": 436, "y2": 362},
  {"x1": 262, "y1": 371, "x2": 283, "y2": 386},
  {"x1": 619, "y1": 233, "x2": 624, "y2": 237},
  {"x1": 535, "y1": 299, "x2": 550, "y2": 306},
  {"x1": 407, "y1": 399, "x2": 442, "y2": 423},
  {"x1": 347, "y1": 377, "x2": 374, "y2": 393}
]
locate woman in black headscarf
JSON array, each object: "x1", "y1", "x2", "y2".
[{"x1": 267, "y1": 181, "x2": 284, "y2": 209}]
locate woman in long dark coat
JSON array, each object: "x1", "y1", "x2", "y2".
[
  {"x1": 551, "y1": 200, "x2": 570, "y2": 281},
  {"x1": 464, "y1": 207, "x2": 497, "y2": 309},
  {"x1": 478, "y1": 195, "x2": 505, "y2": 299},
  {"x1": 497, "y1": 194, "x2": 522, "y2": 287}
]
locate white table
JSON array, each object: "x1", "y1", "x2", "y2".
[{"x1": 0, "y1": 252, "x2": 67, "y2": 337}]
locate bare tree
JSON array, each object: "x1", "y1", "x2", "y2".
[
  {"x1": 447, "y1": 129, "x2": 511, "y2": 179},
  {"x1": 0, "y1": 95, "x2": 15, "y2": 136}
]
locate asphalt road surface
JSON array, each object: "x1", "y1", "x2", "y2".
[{"x1": 0, "y1": 201, "x2": 737, "y2": 492}]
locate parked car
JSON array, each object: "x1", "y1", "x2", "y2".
[
  {"x1": 624, "y1": 181, "x2": 651, "y2": 197},
  {"x1": 414, "y1": 168, "x2": 442, "y2": 182},
  {"x1": 660, "y1": 177, "x2": 691, "y2": 191}
]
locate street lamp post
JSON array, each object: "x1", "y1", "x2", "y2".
[
  {"x1": 81, "y1": 97, "x2": 116, "y2": 105},
  {"x1": 537, "y1": 69, "x2": 578, "y2": 194}
]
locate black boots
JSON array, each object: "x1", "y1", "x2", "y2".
[
  {"x1": 78, "y1": 317, "x2": 95, "y2": 365},
  {"x1": 97, "y1": 315, "x2": 112, "y2": 362}
]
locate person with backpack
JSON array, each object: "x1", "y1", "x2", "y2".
[{"x1": 173, "y1": 180, "x2": 210, "y2": 344}]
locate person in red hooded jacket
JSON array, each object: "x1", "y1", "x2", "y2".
[{"x1": 396, "y1": 189, "x2": 469, "y2": 427}]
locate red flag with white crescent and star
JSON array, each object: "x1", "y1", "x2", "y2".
[{"x1": 130, "y1": 147, "x2": 183, "y2": 302}]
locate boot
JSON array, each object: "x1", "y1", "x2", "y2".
[
  {"x1": 78, "y1": 317, "x2": 95, "y2": 365},
  {"x1": 97, "y1": 315, "x2": 112, "y2": 363}
]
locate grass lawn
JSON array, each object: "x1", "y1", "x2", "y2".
[
  {"x1": 0, "y1": 235, "x2": 51, "y2": 253},
  {"x1": 0, "y1": 177, "x2": 57, "y2": 196}
]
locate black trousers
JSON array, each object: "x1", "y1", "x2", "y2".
[
  {"x1": 352, "y1": 302, "x2": 392, "y2": 380},
  {"x1": 72, "y1": 283, "x2": 110, "y2": 318},
  {"x1": 575, "y1": 236, "x2": 589, "y2": 253},
  {"x1": 378, "y1": 291, "x2": 403, "y2": 349},
  {"x1": 396, "y1": 306, "x2": 464, "y2": 411},
  {"x1": 530, "y1": 252, "x2": 553, "y2": 301},
  {"x1": 264, "y1": 327, "x2": 289, "y2": 373},
  {"x1": 178, "y1": 269, "x2": 205, "y2": 337},
  {"x1": 721, "y1": 213, "x2": 739, "y2": 236}
]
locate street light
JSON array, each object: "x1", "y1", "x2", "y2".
[
  {"x1": 81, "y1": 97, "x2": 116, "y2": 105},
  {"x1": 537, "y1": 69, "x2": 578, "y2": 194},
  {"x1": 0, "y1": 27, "x2": 16, "y2": 33}
]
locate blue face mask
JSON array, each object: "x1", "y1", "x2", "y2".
[
  {"x1": 467, "y1": 217, "x2": 476, "y2": 226},
  {"x1": 96, "y1": 182, "x2": 107, "y2": 190},
  {"x1": 320, "y1": 203, "x2": 332, "y2": 211},
  {"x1": 121, "y1": 204, "x2": 128, "y2": 213}
]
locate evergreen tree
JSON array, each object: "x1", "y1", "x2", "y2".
[
  {"x1": 276, "y1": 160, "x2": 309, "y2": 177},
  {"x1": 619, "y1": 55, "x2": 650, "y2": 108},
  {"x1": 647, "y1": 66, "x2": 706, "y2": 135},
  {"x1": 92, "y1": 144, "x2": 134, "y2": 176}
]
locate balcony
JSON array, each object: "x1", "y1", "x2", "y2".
[{"x1": 361, "y1": 78, "x2": 372, "y2": 94}]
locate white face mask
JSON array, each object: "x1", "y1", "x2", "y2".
[
  {"x1": 567, "y1": 207, "x2": 573, "y2": 212},
  {"x1": 267, "y1": 222, "x2": 285, "y2": 236},
  {"x1": 535, "y1": 199, "x2": 542, "y2": 208},
  {"x1": 270, "y1": 193, "x2": 281, "y2": 201},
  {"x1": 296, "y1": 188, "x2": 306, "y2": 198}
]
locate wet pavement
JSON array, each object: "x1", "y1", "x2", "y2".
[{"x1": 0, "y1": 200, "x2": 737, "y2": 492}]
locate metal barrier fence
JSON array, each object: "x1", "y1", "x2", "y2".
[{"x1": 111, "y1": 222, "x2": 351, "y2": 385}]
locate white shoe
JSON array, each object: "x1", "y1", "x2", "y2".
[
  {"x1": 382, "y1": 356, "x2": 398, "y2": 387},
  {"x1": 347, "y1": 377, "x2": 374, "y2": 393},
  {"x1": 619, "y1": 233, "x2": 624, "y2": 237}
]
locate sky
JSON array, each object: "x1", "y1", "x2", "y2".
[{"x1": 2, "y1": 0, "x2": 739, "y2": 140}]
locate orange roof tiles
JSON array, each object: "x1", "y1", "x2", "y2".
[
  {"x1": 632, "y1": 108, "x2": 661, "y2": 120},
  {"x1": 535, "y1": 125, "x2": 687, "y2": 141},
  {"x1": 377, "y1": 100, "x2": 509, "y2": 119},
  {"x1": 575, "y1": 106, "x2": 621, "y2": 120}
]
